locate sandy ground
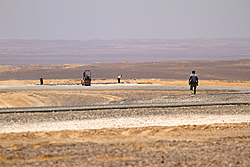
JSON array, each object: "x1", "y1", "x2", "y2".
[{"x1": 0, "y1": 79, "x2": 250, "y2": 166}]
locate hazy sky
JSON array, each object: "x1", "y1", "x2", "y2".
[{"x1": 1, "y1": 0, "x2": 250, "y2": 40}]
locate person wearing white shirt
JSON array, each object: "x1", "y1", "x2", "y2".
[{"x1": 117, "y1": 74, "x2": 122, "y2": 83}]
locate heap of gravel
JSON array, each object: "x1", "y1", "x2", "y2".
[
  {"x1": 109, "y1": 92, "x2": 250, "y2": 104},
  {"x1": 0, "y1": 105, "x2": 250, "y2": 124}
]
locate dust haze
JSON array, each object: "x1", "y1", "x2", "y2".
[{"x1": 1, "y1": 38, "x2": 250, "y2": 65}]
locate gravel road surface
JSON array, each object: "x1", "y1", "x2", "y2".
[{"x1": 1, "y1": 83, "x2": 250, "y2": 92}]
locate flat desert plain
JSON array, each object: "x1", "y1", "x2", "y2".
[{"x1": 0, "y1": 60, "x2": 250, "y2": 166}]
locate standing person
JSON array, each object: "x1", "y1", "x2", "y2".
[
  {"x1": 189, "y1": 71, "x2": 198, "y2": 94},
  {"x1": 40, "y1": 76, "x2": 43, "y2": 85},
  {"x1": 117, "y1": 74, "x2": 122, "y2": 83}
]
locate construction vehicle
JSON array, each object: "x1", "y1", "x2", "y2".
[{"x1": 81, "y1": 70, "x2": 91, "y2": 86}]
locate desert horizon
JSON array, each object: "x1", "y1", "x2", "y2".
[
  {"x1": 1, "y1": 38, "x2": 249, "y2": 81},
  {"x1": 1, "y1": 38, "x2": 250, "y2": 65},
  {"x1": 0, "y1": 59, "x2": 249, "y2": 81}
]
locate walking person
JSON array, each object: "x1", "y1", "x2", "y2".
[
  {"x1": 189, "y1": 71, "x2": 198, "y2": 94},
  {"x1": 117, "y1": 74, "x2": 122, "y2": 83}
]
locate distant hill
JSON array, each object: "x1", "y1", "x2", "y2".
[
  {"x1": 0, "y1": 38, "x2": 250, "y2": 65},
  {"x1": 0, "y1": 59, "x2": 249, "y2": 81}
]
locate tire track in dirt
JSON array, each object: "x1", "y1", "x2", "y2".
[{"x1": 0, "y1": 91, "x2": 122, "y2": 108}]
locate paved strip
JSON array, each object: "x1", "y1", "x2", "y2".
[
  {"x1": 0, "y1": 101, "x2": 249, "y2": 114},
  {"x1": 1, "y1": 84, "x2": 250, "y2": 92}
]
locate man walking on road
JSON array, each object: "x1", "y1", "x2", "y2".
[{"x1": 189, "y1": 71, "x2": 198, "y2": 94}]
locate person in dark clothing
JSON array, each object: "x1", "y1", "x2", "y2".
[
  {"x1": 189, "y1": 71, "x2": 198, "y2": 94},
  {"x1": 40, "y1": 76, "x2": 43, "y2": 85}
]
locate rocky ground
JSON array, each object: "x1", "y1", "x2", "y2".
[
  {"x1": 0, "y1": 122, "x2": 250, "y2": 167},
  {"x1": 0, "y1": 80, "x2": 250, "y2": 166}
]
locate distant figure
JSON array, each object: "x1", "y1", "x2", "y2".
[
  {"x1": 189, "y1": 71, "x2": 198, "y2": 94},
  {"x1": 117, "y1": 74, "x2": 122, "y2": 83},
  {"x1": 40, "y1": 76, "x2": 43, "y2": 85}
]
